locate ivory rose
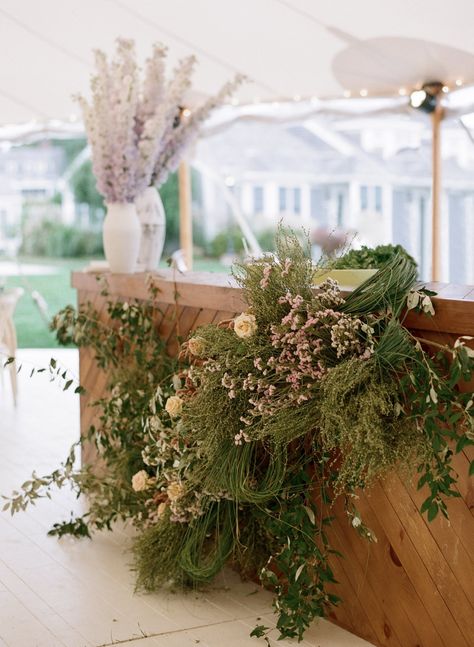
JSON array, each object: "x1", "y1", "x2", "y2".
[
  {"x1": 167, "y1": 481, "x2": 185, "y2": 501},
  {"x1": 131, "y1": 470, "x2": 150, "y2": 492},
  {"x1": 165, "y1": 395, "x2": 183, "y2": 417},
  {"x1": 234, "y1": 313, "x2": 257, "y2": 339},
  {"x1": 188, "y1": 335, "x2": 206, "y2": 356}
]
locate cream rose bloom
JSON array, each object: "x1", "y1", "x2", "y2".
[
  {"x1": 167, "y1": 481, "x2": 185, "y2": 501},
  {"x1": 188, "y1": 335, "x2": 206, "y2": 356},
  {"x1": 131, "y1": 470, "x2": 150, "y2": 492},
  {"x1": 165, "y1": 395, "x2": 183, "y2": 417},
  {"x1": 234, "y1": 313, "x2": 257, "y2": 339}
]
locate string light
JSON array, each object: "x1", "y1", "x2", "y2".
[
  {"x1": 410, "y1": 90, "x2": 428, "y2": 109},
  {"x1": 343, "y1": 90, "x2": 351, "y2": 98},
  {"x1": 442, "y1": 85, "x2": 449, "y2": 93},
  {"x1": 455, "y1": 79, "x2": 463, "y2": 87},
  {"x1": 398, "y1": 88, "x2": 407, "y2": 96},
  {"x1": 359, "y1": 89, "x2": 368, "y2": 97},
  {"x1": 181, "y1": 107, "x2": 192, "y2": 118},
  {"x1": 293, "y1": 94, "x2": 301, "y2": 102}
]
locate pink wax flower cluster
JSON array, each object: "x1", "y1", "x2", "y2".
[
  {"x1": 217, "y1": 278, "x2": 376, "y2": 443},
  {"x1": 76, "y1": 38, "x2": 243, "y2": 203}
]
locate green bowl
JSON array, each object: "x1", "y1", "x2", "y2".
[{"x1": 312, "y1": 268, "x2": 378, "y2": 289}]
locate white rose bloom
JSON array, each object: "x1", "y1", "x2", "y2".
[
  {"x1": 167, "y1": 481, "x2": 185, "y2": 501},
  {"x1": 188, "y1": 336, "x2": 206, "y2": 356},
  {"x1": 131, "y1": 470, "x2": 150, "y2": 492},
  {"x1": 165, "y1": 395, "x2": 183, "y2": 417},
  {"x1": 234, "y1": 313, "x2": 257, "y2": 339}
]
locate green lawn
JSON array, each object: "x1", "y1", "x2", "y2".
[
  {"x1": 5, "y1": 257, "x2": 88, "y2": 348},
  {"x1": 4, "y1": 256, "x2": 228, "y2": 348}
]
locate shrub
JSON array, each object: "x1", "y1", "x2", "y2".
[
  {"x1": 256, "y1": 226, "x2": 295, "y2": 252},
  {"x1": 209, "y1": 226, "x2": 245, "y2": 258},
  {"x1": 21, "y1": 220, "x2": 103, "y2": 258}
]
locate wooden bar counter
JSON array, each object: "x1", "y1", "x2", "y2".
[{"x1": 72, "y1": 270, "x2": 474, "y2": 647}]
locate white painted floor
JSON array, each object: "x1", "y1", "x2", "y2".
[{"x1": 0, "y1": 349, "x2": 374, "y2": 647}]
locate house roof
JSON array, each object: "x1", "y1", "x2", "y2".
[{"x1": 196, "y1": 119, "x2": 474, "y2": 186}]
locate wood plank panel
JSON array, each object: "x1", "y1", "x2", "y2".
[
  {"x1": 326, "y1": 508, "x2": 404, "y2": 647},
  {"x1": 335, "y1": 492, "x2": 445, "y2": 647}
]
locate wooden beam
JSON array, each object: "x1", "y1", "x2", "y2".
[
  {"x1": 431, "y1": 100, "x2": 443, "y2": 281},
  {"x1": 178, "y1": 161, "x2": 193, "y2": 269}
]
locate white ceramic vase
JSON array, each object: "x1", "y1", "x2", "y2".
[
  {"x1": 135, "y1": 187, "x2": 166, "y2": 271},
  {"x1": 103, "y1": 202, "x2": 141, "y2": 273}
]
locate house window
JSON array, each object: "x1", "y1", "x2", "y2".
[
  {"x1": 293, "y1": 188, "x2": 301, "y2": 214},
  {"x1": 360, "y1": 185, "x2": 368, "y2": 210},
  {"x1": 279, "y1": 187, "x2": 287, "y2": 212},
  {"x1": 253, "y1": 186, "x2": 264, "y2": 213},
  {"x1": 360, "y1": 185, "x2": 383, "y2": 213},
  {"x1": 337, "y1": 193, "x2": 344, "y2": 226},
  {"x1": 375, "y1": 186, "x2": 382, "y2": 212},
  {"x1": 279, "y1": 187, "x2": 302, "y2": 215}
]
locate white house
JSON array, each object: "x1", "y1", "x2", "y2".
[{"x1": 195, "y1": 117, "x2": 474, "y2": 282}]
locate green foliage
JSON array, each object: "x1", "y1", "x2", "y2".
[
  {"x1": 71, "y1": 159, "x2": 104, "y2": 210},
  {"x1": 233, "y1": 230, "x2": 314, "y2": 328},
  {"x1": 20, "y1": 219, "x2": 103, "y2": 258},
  {"x1": 341, "y1": 252, "x2": 418, "y2": 317},
  {"x1": 179, "y1": 502, "x2": 236, "y2": 583},
  {"x1": 159, "y1": 172, "x2": 180, "y2": 252},
  {"x1": 133, "y1": 513, "x2": 190, "y2": 590},
  {"x1": 208, "y1": 226, "x2": 245, "y2": 258},
  {"x1": 402, "y1": 341, "x2": 474, "y2": 520},
  {"x1": 333, "y1": 243, "x2": 417, "y2": 270},
  {"x1": 48, "y1": 516, "x2": 91, "y2": 538},
  {"x1": 256, "y1": 226, "x2": 298, "y2": 252},
  {"x1": 258, "y1": 469, "x2": 339, "y2": 641},
  {"x1": 3, "y1": 286, "x2": 176, "y2": 535},
  {"x1": 319, "y1": 358, "x2": 429, "y2": 492}
]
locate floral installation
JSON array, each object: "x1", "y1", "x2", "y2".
[
  {"x1": 3, "y1": 232, "x2": 474, "y2": 643},
  {"x1": 76, "y1": 37, "x2": 243, "y2": 203}
]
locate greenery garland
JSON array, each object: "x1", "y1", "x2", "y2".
[
  {"x1": 3, "y1": 232, "x2": 474, "y2": 643},
  {"x1": 331, "y1": 243, "x2": 417, "y2": 270}
]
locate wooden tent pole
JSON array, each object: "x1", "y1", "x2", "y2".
[
  {"x1": 178, "y1": 161, "x2": 193, "y2": 269},
  {"x1": 431, "y1": 99, "x2": 443, "y2": 281}
]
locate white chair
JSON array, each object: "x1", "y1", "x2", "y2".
[{"x1": 0, "y1": 287, "x2": 24, "y2": 406}]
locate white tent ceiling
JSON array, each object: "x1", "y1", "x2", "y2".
[{"x1": 2, "y1": 0, "x2": 474, "y2": 126}]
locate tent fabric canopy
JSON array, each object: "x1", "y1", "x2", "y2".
[{"x1": 2, "y1": 0, "x2": 474, "y2": 125}]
